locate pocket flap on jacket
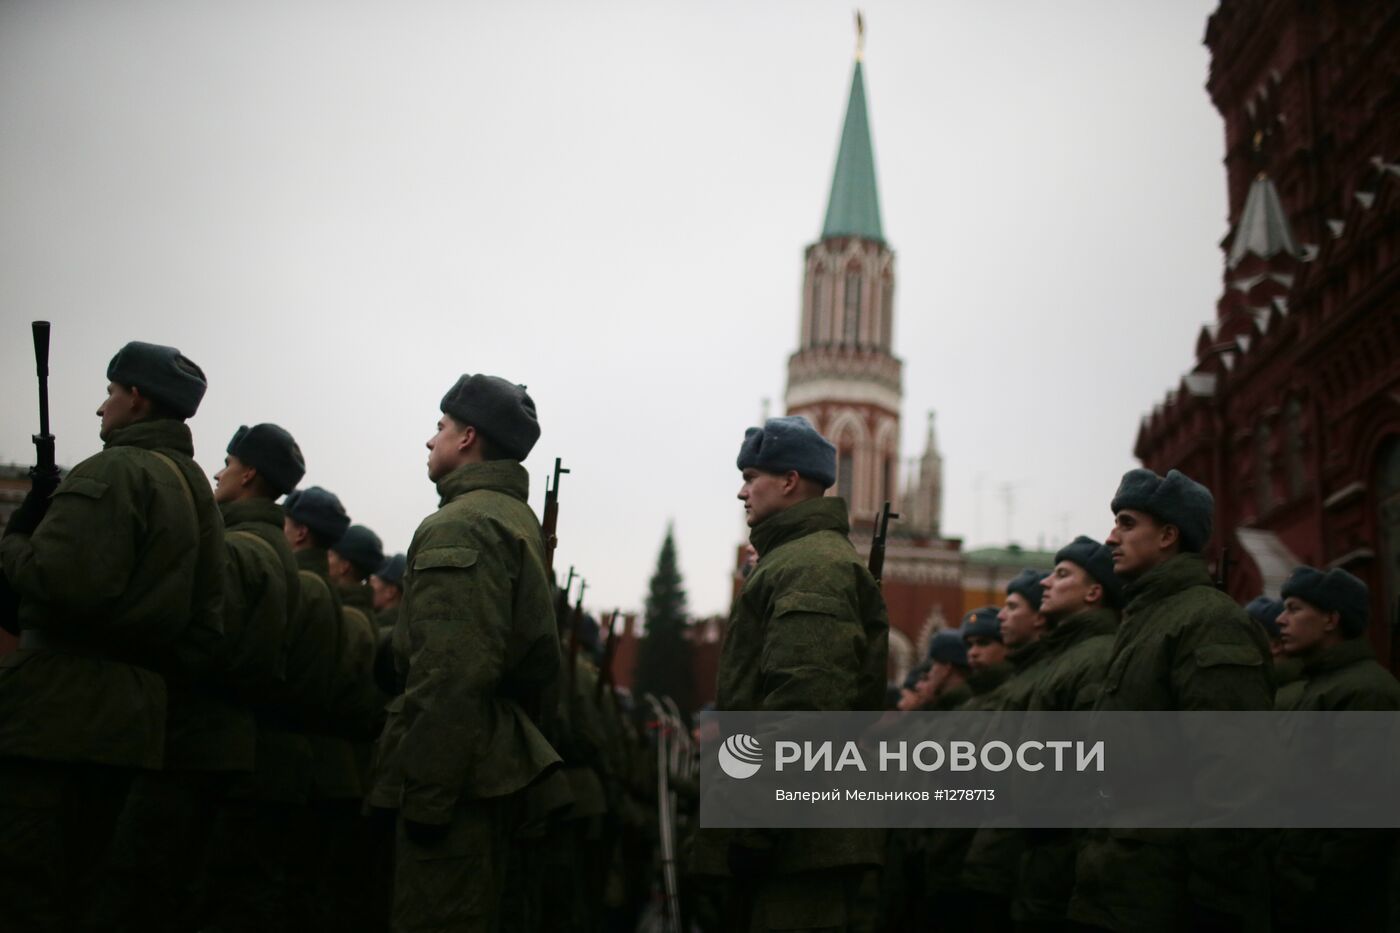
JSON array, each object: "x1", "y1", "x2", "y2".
[
  {"x1": 772, "y1": 592, "x2": 846, "y2": 619},
  {"x1": 1194, "y1": 643, "x2": 1263, "y2": 668},
  {"x1": 413, "y1": 546, "x2": 478, "y2": 571},
  {"x1": 57, "y1": 477, "x2": 108, "y2": 500}
]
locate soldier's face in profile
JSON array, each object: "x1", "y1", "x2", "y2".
[
  {"x1": 212, "y1": 454, "x2": 252, "y2": 505},
  {"x1": 1277, "y1": 596, "x2": 1336, "y2": 657},
  {"x1": 1040, "y1": 561, "x2": 1093, "y2": 619},
  {"x1": 97, "y1": 382, "x2": 141, "y2": 440},
  {"x1": 965, "y1": 635, "x2": 1006, "y2": 671},
  {"x1": 738, "y1": 468, "x2": 788, "y2": 527},
  {"x1": 1107, "y1": 509, "x2": 1171, "y2": 579},
  {"x1": 999, "y1": 593, "x2": 1042, "y2": 648},
  {"x1": 370, "y1": 575, "x2": 401, "y2": 611},
  {"x1": 426, "y1": 416, "x2": 470, "y2": 482}
]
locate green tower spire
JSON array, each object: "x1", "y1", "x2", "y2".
[{"x1": 821, "y1": 58, "x2": 884, "y2": 243}]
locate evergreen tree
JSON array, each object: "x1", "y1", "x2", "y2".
[{"x1": 633, "y1": 524, "x2": 694, "y2": 716}]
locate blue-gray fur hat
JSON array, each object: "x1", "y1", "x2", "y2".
[
  {"x1": 332, "y1": 524, "x2": 384, "y2": 578},
  {"x1": 927, "y1": 629, "x2": 969, "y2": 668},
  {"x1": 1110, "y1": 468, "x2": 1214, "y2": 553},
  {"x1": 1245, "y1": 596, "x2": 1285, "y2": 639},
  {"x1": 736, "y1": 416, "x2": 837, "y2": 489},
  {"x1": 960, "y1": 606, "x2": 1002, "y2": 643},
  {"x1": 283, "y1": 486, "x2": 351, "y2": 544},
  {"x1": 375, "y1": 553, "x2": 407, "y2": 588},
  {"x1": 1007, "y1": 569, "x2": 1046, "y2": 612},
  {"x1": 1281, "y1": 566, "x2": 1369, "y2": 638},
  {"x1": 227, "y1": 423, "x2": 305, "y2": 496},
  {"x1": 440, "y1": 374, "x2": 540, "y2": 461},
  {"x1": 107, "y1": 341, "x2": 207, "y2": 419},
  {"x1": 1055, "y1": 536, "x2": 1124, "y2": 608}
]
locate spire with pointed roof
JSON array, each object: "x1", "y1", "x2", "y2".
[
  {"x1": 1227, "y1": 173, "x2": 1300, "y2": 268},
  {"x1": 821, "y1": 59, "x2": 884, "y2": 243}
]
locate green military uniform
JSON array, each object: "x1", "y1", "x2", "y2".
[
  {"x1": 1271, "y1": 655, "x2": 1305, "y2": 708},
  {"x1": 693, "y1": 495, "x2": 889, "y2": 932},
  {"x1": 370, "y1": 459, "x2": 560, "y2": 933},
  {"x1": 1272, "y1": 638, "x2": 1400, "y2": 932},
  {"x1": 1012, "y1": 606, "x2": 1118, "y2": 927},
  {"x1": 0, "y1": 418, "x2": 224, "y2": 931},
  {"x1": 1068, "y1": 553, "x2": 1272, "y2": 933},
  {"x1": 203, "y1": 496, "x2": 305, "y2": 932}
]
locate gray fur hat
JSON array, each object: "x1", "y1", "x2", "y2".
[
  {"x1": 375, "y1": 553, "x2": 407, "y2": 588},
  {"x1": 283, "y1": 486, "x2": 351, "y2": 544},
  {"x1": 332, "y1": 524, "x2": 384, "y2": 578},
  {"x1": 1245, "y1": 596, "x2": 1285, "y2": 639},
  {"x1": 1110, "y1": 468, "x2": 1214, "y2": 553},
  {"x1": 736, "y1": 416, "x2": 837, "y2": 489},
  {"x1": 226, "y1": 423, "x2": 305, "y2": 496},
  {"x1": 1281, "y1": 566, "x2": 1369, "y2": 638},
  {"x1": 960, "y1": 606, "x2": 1002, "y2": 643},
  {"x1": 927, "y1": 629, "x2": 969, "y2": 668},
  {"x1": 440, "y1": 374, "x2": 540, "y2": 461},
  {"x1": 107, "y1": 341, "x2": 207, "y2": 419},
  {"x1": 1006, "y1": 569, "x2": 1046, "y2": 611},
  {"x1": 1055, "y1": 536, "x2": 1124, "y2": 608}
]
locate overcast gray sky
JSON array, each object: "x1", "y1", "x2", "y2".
[{"x1": 0, "y1": 0, "x2": 1227, "y2": 618}]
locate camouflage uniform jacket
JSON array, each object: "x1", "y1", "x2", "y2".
[
  {"x1": 696, "y1": 495, "x2": 889, "y2": 875},
  {"x1": 1068, "y1": 553, "x2": 1273, "y2": 933},
  {"x1": 0, "y1": 418, "x2": 224, "y2": 770},
  {"x1": 1025, "y1": 607, "x2": 1119, "y2": 712},
  {"x1": 369, "y1": 459, "x2": 561, "y2": 825}
]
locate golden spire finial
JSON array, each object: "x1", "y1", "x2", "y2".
[{"x1": 855, "y1": 10, "x2": 865, "y2": 61}]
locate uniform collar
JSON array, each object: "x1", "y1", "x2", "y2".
[
  {"x1": 1301, "y1": 637, "x2": 1376, "y2": 677},
  {"x1": 1043, "y1": 605, "x2": 1119, "y2": 652},
  {"x1": 219, "y1": 496, "x2": 285, "y2": 529},
  {"x1": 749, "y1": 496, "x2": 849, "y2": 557},
  {"x1": 104, "y1": 417, "x2": 193, "y2": 456},
  {"x1": 1121, "y1": 552, "x2": 1213, "y2": 615},
  {"x1": 435, "y1": 459, "x2": 529, "y2": 507},
  {"x1": 295, "y1": 546, "x2": 329, "y2": 578}
]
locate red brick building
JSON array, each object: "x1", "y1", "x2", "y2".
[{"x1": 1134, "y1": 1, "x2": 1400, "y2": 663}]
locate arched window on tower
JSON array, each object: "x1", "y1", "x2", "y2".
[
  {"x1": 1285, "y1": 398, "x2": 1305, "y2": 497},
  {"x1": 844, "y1": 273, "x2": 862, "y2": 346},
  {"x1": 880, "y1": 278, "x2": 893, "y2": 350},
  {"x1": 838, "y1": 449, "x2": 854, "y2": 504},
  {"x1": 811, "y1": 271, "x2": 827, "y2": 347}
]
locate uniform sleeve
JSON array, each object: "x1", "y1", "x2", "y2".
[
  {"x1": 1172, "y1": 621, "x2": 1271, "y2": 711},
  {"x1": 758, "y1": 567, "x2": 867, "y2": 712},
  {"x1": 396, "y1": 523, "x2": 515, "y2": 824},
  {"x1": 0, "y1": 462, "x2": 143, "y2": 624}
]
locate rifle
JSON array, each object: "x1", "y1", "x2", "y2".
[
  {"x1": 29, "y1": 322, "x2": 60, "y2": 494},
  {"x1": 568, "y1": 579, "x2": 587, "y2": 696},
  {"x1": 1214, "y1": 545, "x2": 1233, "y2": 593},
  {"x1": 869, "y1": 500, "x2": 898, "y2": 586},
  {"x1": 542, "y1": 457, "x2": 569, "y2": 578},
  {"x1": 594, "y1": 609, "x2": 621, "y2": 704}
]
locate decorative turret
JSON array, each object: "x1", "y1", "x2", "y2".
[{"x1": 785, "y1": 18, "x2": 902, "y2": 523}]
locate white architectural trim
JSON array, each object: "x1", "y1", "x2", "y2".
[{"x1": 786, "y1": 378, "x2": 901, "y2": 413}]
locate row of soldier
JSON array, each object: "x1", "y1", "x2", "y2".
[{"x1": 0, "y1": 341, "x2": 672, "y2": 933}]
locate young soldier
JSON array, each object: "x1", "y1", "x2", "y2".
[
  {"x1": 369, "y1": 374, "x2": 560, "y2": 933},
  {"x1": 1010, "y1": 537, "x2": 1122, "y2": 930},
  {"x1": 371, "y1": 553, "x2": 406, "y2": 629},
  {"x1": 961, "y1": 606, "x2": 1011, "y2": 705},
  {"x1": 694, "y1": 415, "x2": 889, "y2": 932},
  {"x1": 1068, "y1": 469, "x2": 1272, "y2": 933},
  {"x1": 203, "y1": 422, "x2": 306, "y2": 931},
  {"x1": 0, "y1": 342, "x2": 222, "y2": 931},
  {"x1": 329, "y1": 523, "x2": 385, "y2": 626},
  {"x1": 1247, "y1": 596, "x2": 1302, "y2": 701},
  {"x1": 1271, "y1": 566, "x2": 1400, "y2": 932}
]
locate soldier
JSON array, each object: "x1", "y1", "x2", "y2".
[
  {"x1": 1011, "y1": 537, "x2": 1122, "y2": 930},
  {"x1": 282, "y1": 485, "x2": 369, "y2": 931},
  {"x1": 371, "y1": 554, "x2": 407, "y2": 629},
  {"x1": 960, "y1": 607, "x2": 1012, "y2": 709},
  {"x1": 1067, "y1": 468, "x2": 1272, "y2": 933},
  {"x1": 1271, "y1": 566, "x2": 1400, "y2": 932},
  {"x1": 369, "y1": 373, "x2": 561, "y2": 933},
  {"x1": 693, "y1": 415, "x2": 888, "y2": 932},
  {"x1": 999, "y1": 568, "x2": 1048, "y2": 654},
  {"x1": 330, "y1": 523, "x2": 385, "y2": 624},
  {"x1": 923, "y1": 629, "x2": 973, "y2": 710},
  {"x1": 0, "y1": 342, "x2": 221, "y2": 932},
  {"x1": 1247, "y1": 596, "x2": 1302, "y2": 700},
  {"x1": 202, "y1": 423, "x2": 306, "y2": 932}
]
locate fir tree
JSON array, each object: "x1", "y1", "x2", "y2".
[{"x1": 633, "y1": 524, "x2": 694, "y2": 716}]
